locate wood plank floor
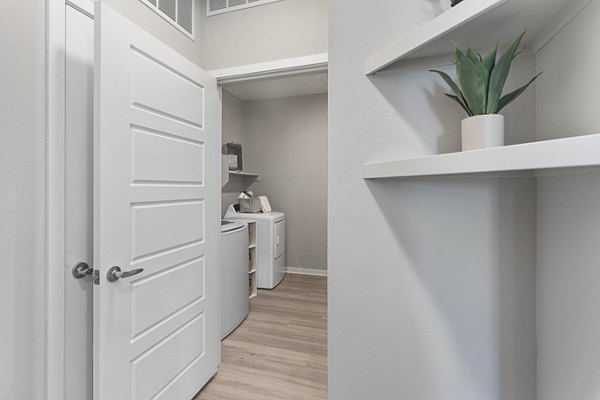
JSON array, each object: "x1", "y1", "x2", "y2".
[{"x1": 195, "y1": 274, "x2": 327, "y2": 400}]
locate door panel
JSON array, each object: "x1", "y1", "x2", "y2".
[
  {"x1": 131, "y1": 127, "x2": 204, "y2": 184},
  {"x1": 93, "y1": 3, "x2": 220, "y2": 400},
  {"x1": 131, "y1": 314, "x2": 205, "y2": 400},
  {"x1": 131, "y1": 257, "x2": 205, "y2": 337},
  {"x1": 131, "y1": 200, "x2": 204, "y2": 260}
]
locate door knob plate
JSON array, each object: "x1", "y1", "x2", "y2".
[{"x1": 72, "y1": 262, "x2": 93, "y2": 279}]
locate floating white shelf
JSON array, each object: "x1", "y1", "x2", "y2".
[
  {"x1": 365, "y1": 0, "x2": 578, "y2": 75},
  {"x1": 363, "y1": 134, "x2": 600, "y2": 179},
  {"x1": 229, "y1": 171, "x2": 260, "y2": 181}
]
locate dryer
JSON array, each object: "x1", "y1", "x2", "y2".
[{"x1": 225, "y1": 205, "x2": 286, "y2": 289}]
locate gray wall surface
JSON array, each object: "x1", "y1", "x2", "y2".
[
  {"x1": 245, "y1": 94, "x2": 328, "y2": 272},
  {"x1": 200, "y1": 0, "x2": 328, "y2": 70},
  {"x1": 328, "y1": 1, "x2": 537, "y2": 399},
  {"x1": 221, "y1": 89, "x2": 247, "y2": 216},
  {"x1": 0, "y1": 1, "x2": 47, "y2": 399},
  {"x1": 536, "y1": 1, "x2": 600, "y2": 398},
  {"x1": 221, "y1": 91, "x2": 328, "y2": 272}
]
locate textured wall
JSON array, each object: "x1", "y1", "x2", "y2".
[
  {"x1": 221, "y1": 90, "x2": 248, "y2": 216},
  {"x1": 328, "y1": 1, "x2": 537, "y2": 399},
  {"x1": 0, "y1": 1, "x2": 47, "y2": 399},
  {"x1": 245, "y1": 94, "x2": 328, "y2": 272},
  {"x1": 536, "y1": 1, "x2": 600, "y2": 399},
  {"x1": 200, "y1": 0, "x2": 328, "y2": 70},
  {"x1": 221, "y1": 92, "x2": 328, "y2": 271}
]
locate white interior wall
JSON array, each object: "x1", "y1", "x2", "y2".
[
  {"x1": 200, "y1": 0, "x2": 328, "y2": 70},
  {"x1": 222, "y1": 90, "x2": 328, "y2": 272},
  {"x1": 221, "y1": 89, "x2": 247, "y2": 215},
  {"x1": 245, "y1": 94, "x2": 328, "y2": 272},
  {"x1": 536, "y1": 1, "x2": 600, "y2": 398},
  {"x1": 0, "y1": 1, "x2": 47, "y2": 399},
  {"x1": 328, "y1": 1, "x2": 537, "y2": 399}
]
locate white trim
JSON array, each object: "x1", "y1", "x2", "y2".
[
  {"x1": 206, "y1": 0, "x2": 285, "y2": 17},
  {"x1": 285, "y1": 267, "x2": 328, "y2": 277},
  {"x1": 208, "y1": 53, "x2": 328, "y2": 85},
  {"x1": 139, "y1": 0, "x2": 195, "y2": 41},
  {"x1": 46, "y1": 0, "x2": 67, "y2": 399},
  {"x1": 66, "y1": 0, "x2": 94, "y2": 18}
]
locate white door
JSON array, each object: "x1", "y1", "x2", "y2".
[{"x1": 93, "y1": 3, "x2": 221, "y2": 400}]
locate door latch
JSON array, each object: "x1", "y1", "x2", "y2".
[{"x1": 72, "y1": 262, "x2": 100, "y2": 285}]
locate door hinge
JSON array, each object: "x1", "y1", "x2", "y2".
[{"x1": 93, "y1": 270, "x2": 100, "y2": 285}]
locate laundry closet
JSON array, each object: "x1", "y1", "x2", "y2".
[{"x1": 216, "y1": 57, "x2": 329, "y2": 278}]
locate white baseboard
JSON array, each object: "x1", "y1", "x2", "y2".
[{"x1": 285, "y1": 267, "x2": 327, "y2": 277}]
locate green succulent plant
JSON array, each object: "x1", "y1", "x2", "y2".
[{"x1": 430, "y1": 32, "x2": 542, "y2": 117}]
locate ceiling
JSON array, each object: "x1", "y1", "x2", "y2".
[{"x1": 222, "y1": 72, "x2": 328, "y2": 102}]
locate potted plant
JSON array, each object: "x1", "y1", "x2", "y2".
[{"x1": 430, "y1": 32, "x2": 542, "y2": 151}]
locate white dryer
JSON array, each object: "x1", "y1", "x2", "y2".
[{"x1": 225, "y1": 205, "x2": 286, "y2": 289}]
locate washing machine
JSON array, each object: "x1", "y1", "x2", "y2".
[
  {"x1": 221, "y1": 220, "x2": 249, "y2": 338},
  {"x1": 225, "y1": 205, "x2": 286, "y2": 289}
]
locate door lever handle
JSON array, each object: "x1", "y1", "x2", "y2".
[
  {"x1": 107, "y1": 266, "x2": 144, "y2": 282},
  {"x1": 72, "y1": 262, "x2": 93, "y2": 279}
]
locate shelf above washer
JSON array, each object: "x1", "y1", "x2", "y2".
[{"x1": 229, "y1": 171, "x2": 260, "y2": 182}]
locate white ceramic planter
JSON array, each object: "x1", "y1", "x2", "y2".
[{"x1": 461, "y1": 114, "x2": 505, "y2": 151}]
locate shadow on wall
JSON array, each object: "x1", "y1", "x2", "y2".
[
  {"x1": 368, "y1": 61, "x2": 464, "y2": 155},
  {"x1": 367, "y1": 55, "x2": 538, "y2": 154},
  {"x1": 364, "y1": 176, "x2": 537, "y2": 399}
]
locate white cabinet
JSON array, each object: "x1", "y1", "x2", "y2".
[{"x1": 247, "y1": 221, "x2": 258, "y2": 299}]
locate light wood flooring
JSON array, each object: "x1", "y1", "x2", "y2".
[{"x1": 195, "y1": 274, "x2": 327, "y2": 400}]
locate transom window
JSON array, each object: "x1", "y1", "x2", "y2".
[{"x1": 140, "y1": 0, "x2": 195, "y2": 38}]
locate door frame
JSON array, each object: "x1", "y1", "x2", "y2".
[
  {"x1": 208, "y1": 53, "x2": 328, "y2": 85},
  {"x1": 46, "y1": 1, "x2": 94, "y2": 399},
  {"x1": 46, "y1": 0, "x2": 66, "y2": 398}
]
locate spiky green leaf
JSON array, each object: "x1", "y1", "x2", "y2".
[
  {"x1": 466, "y1": 48, "x2": 481, "y2": 65},
  {"x1": 429, "y1": 69, "x2": 472, "y2": 114},
  {"x1": 481, "y1": 41, "x2": 498, "y2": 73},
  {"x1": 455, "y1": 46, "x2": 489, "y2": 115},
  {"x1": 444, "y1": 93, "x2": 474, "y2": 117},
  {"x1": 486, "y1": 31, "x2": 526, "y2": 113},
  {"x1": 497, "y1": 72, "x2": 543, "y2": 112}
]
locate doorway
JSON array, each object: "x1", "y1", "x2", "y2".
[{"x1": 55, "y1": 2, "x2": 328, "y2": 399}]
